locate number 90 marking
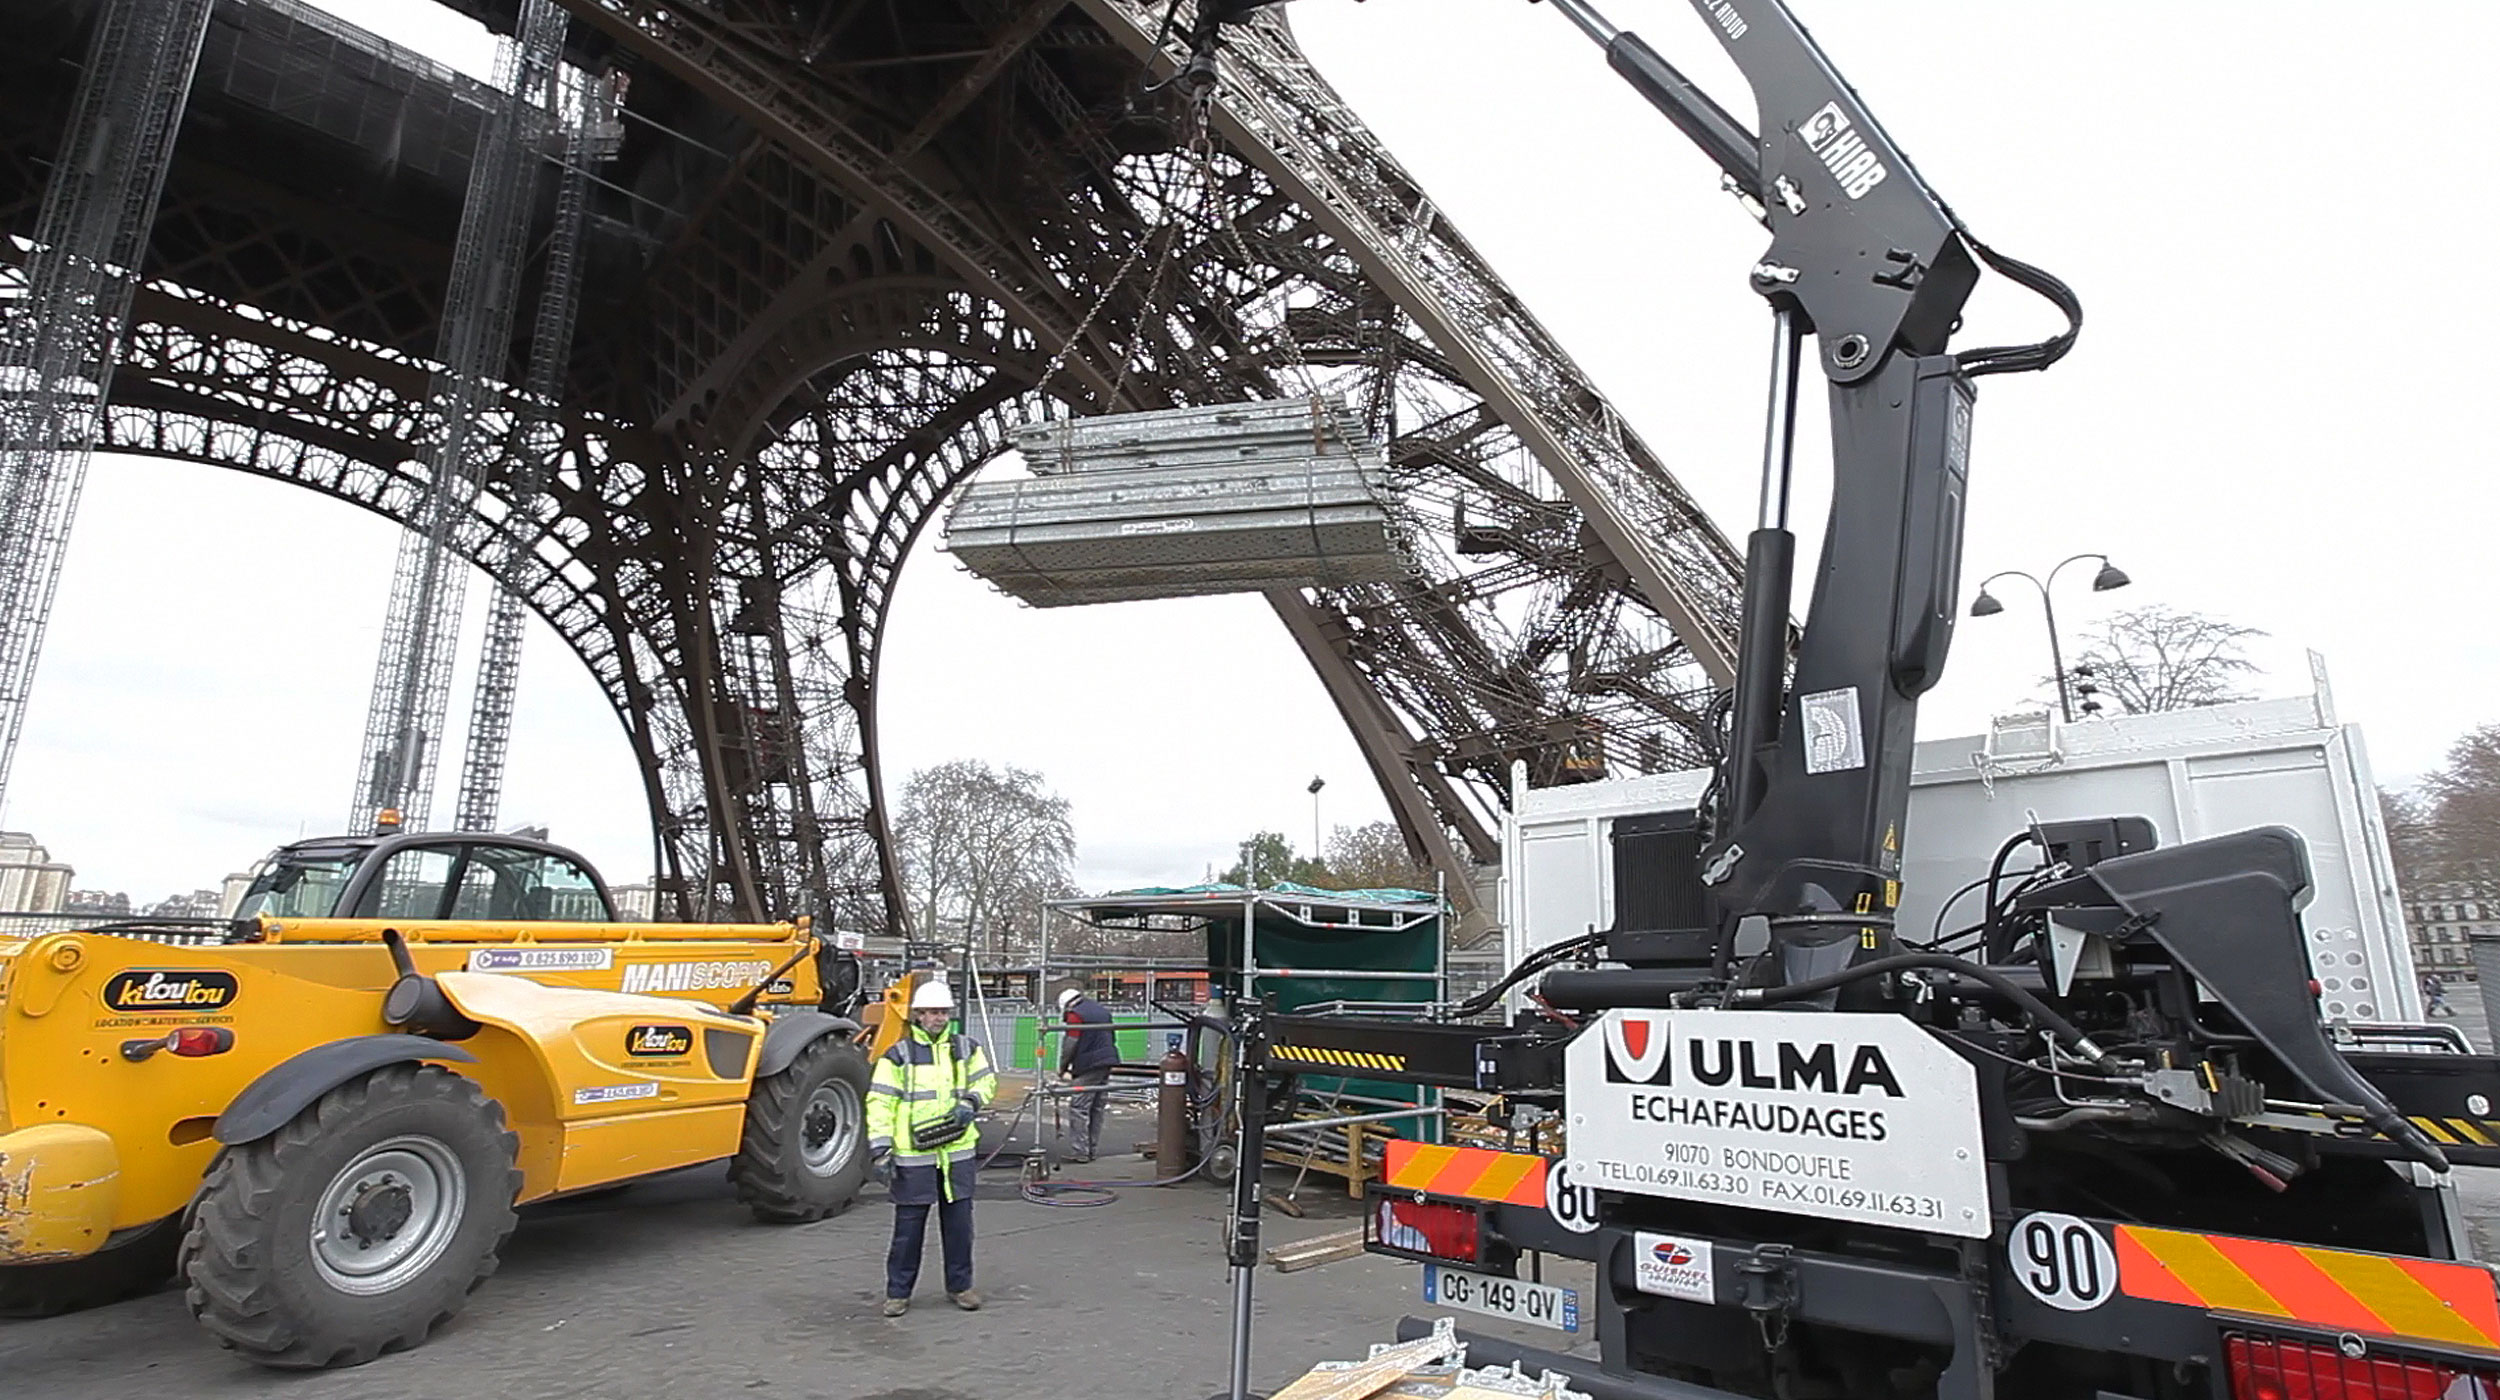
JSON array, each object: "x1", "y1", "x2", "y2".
[{"x1": 2010, "y1": 1212, "x2": 2115, "y2": 1311}]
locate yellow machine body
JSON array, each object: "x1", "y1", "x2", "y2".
[
  {"x1": 0, "y1": 917, "x2": 813, "y2": 1264},
  {"x1": 865, "y1": 969, "x2": 930, "y2": 1062}
]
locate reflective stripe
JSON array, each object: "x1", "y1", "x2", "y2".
[
  {"x1": 2116, "y1": 1224, "x2": 2500, "y2": 1351},
  {"x1": 865, "y1": 1027, "x2": 992, "y2": 1198},
  {"x1": 1383, "y1": 1141, "x2": 1549, "y2": 1207}
]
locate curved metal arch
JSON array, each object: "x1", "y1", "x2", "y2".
[
  {"x1": 0, "y1": 0, "x2": 1752, "y2": 943},
  {"x1": 694, "y1": 279, "x2": 1061, "y2": 932},
  {"x1": 104, "y1": 301, "x2": 627, "y2": 640},
  {"x1": 90, "y1": 299, "x2": 704, "y2": 863}
]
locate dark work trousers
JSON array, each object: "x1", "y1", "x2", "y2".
[
  {"x1": 885, "y1": 1162, "x2": 974, "y2": 1298},
  {"x1": 1068, "y1": 1069, "x2": 1112, "y2": 1158}
]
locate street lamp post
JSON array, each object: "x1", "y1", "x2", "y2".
[
  {"x1": 1970, "y1": 554, "x2": 2130, "y2": 722},
  {"x1": 1307, "y1": 776, "x2": 1325, "y2": 868}
]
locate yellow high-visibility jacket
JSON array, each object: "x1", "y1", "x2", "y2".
[{"x1": 867, "y1": 1023, "x2": 996, "y2": 1198}]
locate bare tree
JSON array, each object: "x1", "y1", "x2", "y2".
[
  {"x1": 2420, "y1": 724, "x2": 2500, "y2": 871},
  {"x1": 1325, "y1": 820, "x2": 1436, "y2": 892},
  {"x1": 2381, "y1": 786, "x2": 2442, "y2": 877},
  {"x1": 893, "y1": 759, "x2": 1077, "y2": 960},
  {"x1": 2061, "y1": 606, "x2": 2266, "y2": 714}
]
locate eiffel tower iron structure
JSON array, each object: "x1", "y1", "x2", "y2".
[{"x1": 0, "y1": 0, "x2": 1743, "y2": 931}]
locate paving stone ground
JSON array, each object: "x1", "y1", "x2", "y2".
[
  {"x1": 12, "y1": 1079, "x2": 2498, "y2": 1399},
  {"x1": 2, "y1": 1095, "x2": 1593, "y2": 1400}
]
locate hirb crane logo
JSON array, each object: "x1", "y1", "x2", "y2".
[{"x1": 1798, "y1": 102, "x2": 1890, "y2": 200}]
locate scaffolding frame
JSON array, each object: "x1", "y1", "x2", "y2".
[
  {"x1": 0, "y1": 0, "x2": 215, "y2": 817},
  {"x1": 453, "y1": 66, "x2": 623, "y2": 833},
  {"x1": 344, "y1": 0, "x2": 567, "y2": 834}
]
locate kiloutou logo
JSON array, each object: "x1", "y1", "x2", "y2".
[
  {"x1": 627, "y1": 1023, "x2": 694, "y2": 1057},
  {"x1": 104, "y1": 968, "x2": 239, "y2": 1012}
]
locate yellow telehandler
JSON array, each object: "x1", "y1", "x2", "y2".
[{"x1": 0, "y1": 830, "x2": 875, "y2": 1367}]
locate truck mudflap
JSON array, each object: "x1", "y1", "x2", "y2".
[{"x1": 0, "y1": 1124, "x2": 119, "y2": 1264}]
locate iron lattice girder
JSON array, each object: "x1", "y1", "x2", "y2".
[
  {"x1": 558, "y1": 0, "x2": 1129, "y2": 415},
  {"x1": 0, "y1": 0, "x2": 1741, "y2": 930}
]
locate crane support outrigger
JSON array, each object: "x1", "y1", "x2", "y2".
[{"x1": 1168, "y1": 3, "x2": 2500, "y2": 1398}]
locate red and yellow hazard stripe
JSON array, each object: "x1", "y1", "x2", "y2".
[
  {"x1": 2116, "y1": 1224, "x2": 2500, "y2": 1352},
  {"x1": 1382, "y1": 1139, "x2": 1548, "y2": 1208}
]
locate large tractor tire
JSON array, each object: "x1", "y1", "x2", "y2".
[
  {"x1": 731, "y1": 1035, "x2": 872, "y2": 1222},
  {"x1": 0, "y1": 1214, "x2": 182, "y2": 1318},
  {"x1": 180, "y1": 1063, "x2": 521, "y2": 1369}
]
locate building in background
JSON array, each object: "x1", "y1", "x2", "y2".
[
  {"x1": 64, "y1": 889, "x2": 130, "y2": 918},
  {"x1": 0, "y1": 832, "x2": 74, "y2": 913},
  {"x1": 609, "y1": 880, "x2": 656, "y2": 921},
  {"x1": 146, "y1": 889, "x2": 223, "y2": 919},
  {"x1": 2415, "y1": 869, "x2": 2499, "y2": 983},
  {"x1": 219, "y1": 870, "x2": 256, "y2": 918}
]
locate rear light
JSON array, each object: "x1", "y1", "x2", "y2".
[
  {"x1": 169, "y1": 1027, "x2": 234, "y2": 1057},
  {"x1": 122, "y1": 1026, "x2": 236, "y2": 1061},
  {"x1": 2226, "y1": 1333, "x2": 2500, "y2": 1400},
  {"x1": 1370, "y1": 1195, "x2": 1481, "y2": 1264}
]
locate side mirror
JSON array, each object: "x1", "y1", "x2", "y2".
[{"x1": 380, "y1": 928, "x2": 481, "y2": 1040}]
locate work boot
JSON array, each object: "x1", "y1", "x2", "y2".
[
  {"x1": 882, "y1": 1297, "x2": 908, "y2": 1318},
  {"x1": 949, "y1": 1290, "x2": 982, "y2": 1311}
]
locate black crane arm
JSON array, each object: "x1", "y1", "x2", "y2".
[{"x1": 1187, "y1": 0, "x2": 2080, "y2": 989}]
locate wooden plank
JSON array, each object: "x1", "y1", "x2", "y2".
[
  {"x1": 1265, "y1": 1225, "x2": 1367, "y2": 1273},
  {"x1": 1269, "y1": 1331, "x2": 1462, "y2": 1400}
]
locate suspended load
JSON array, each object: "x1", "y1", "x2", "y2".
[{"x1": 942, "y1": 396, "x2": 1413, "y2": 608}]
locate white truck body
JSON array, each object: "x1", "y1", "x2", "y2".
[{"x1": 1501, "y1": 658, "x2": 2424, "y2": 1025}]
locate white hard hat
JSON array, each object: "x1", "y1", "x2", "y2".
[
  {"x1": 911, "y1": 979, "x2": 956, "y2": 1012},
  {"x1": 1057, "y1": 987, "x2": 1081, "y2": 1013}
]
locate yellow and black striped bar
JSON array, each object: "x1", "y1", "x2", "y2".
[
  {"x1": 1271, "y1": 1044, "x2": 1410, "y2": 1073},
  {"x1": 2336, "y1": 1051, "x2": 2500, "y2": 1168},
  {"x1": 1267, "y1": 1013, "x2": 1508, "y2": 1089}
]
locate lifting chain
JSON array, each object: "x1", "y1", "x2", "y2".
[{"x1": 1027, "y1": 92, "x2": 1212, "y2": 415}]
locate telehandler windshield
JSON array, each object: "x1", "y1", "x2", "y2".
[{"x1": 231, "y1": 847, "x2": 363, "y2": 919}]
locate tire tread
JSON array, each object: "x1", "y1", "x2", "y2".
[
  {"x1": 179, "y1": 1062, "x2": 520, "y2": 1369},
  {"x1": 729, "y1": 1035, "x2": 870, "y2": 1223}
]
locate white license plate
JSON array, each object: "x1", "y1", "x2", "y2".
[{"x1": 1422, "y1": 1263, "x2": 1580, "y2": 1333}]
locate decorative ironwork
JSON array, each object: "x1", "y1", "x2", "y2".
[{"x1": 0, "y1": 0, "x2": 1743, "y2": 933}]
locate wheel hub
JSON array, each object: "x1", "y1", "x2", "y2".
[
  {"x1": 309, "y1": 1136, "x2": 468, "y2": 1296},
  {"x1": 341, "y1": 1176, "x2": 415, "y2": 1249},
  {"x1": 799, "y1": 1078, "x2": 862, "y2": 1176}
]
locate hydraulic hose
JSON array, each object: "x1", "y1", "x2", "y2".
[
  {"x1": 1448, "y1": 931, "x2": 1607, "y2": 1020},
  {"x1": 1978, "y1": 828, "x2": 2038, "y2": 963},
  {"x1": 1730, "y1": 954, "x2": 2107, "y2": 1062}
]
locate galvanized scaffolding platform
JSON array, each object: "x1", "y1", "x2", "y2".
[{"x1": 945, "y1": 397, "x2": 1414, "y2": 607}]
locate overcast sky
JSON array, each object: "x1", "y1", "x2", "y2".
[{"x1": 6, "y1": 1, "x2": 2493, "y2": 902}]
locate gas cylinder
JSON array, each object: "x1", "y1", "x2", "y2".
[{"x1": 1157, "y1": 1044, "x2": 1194, "y2": 1174}]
